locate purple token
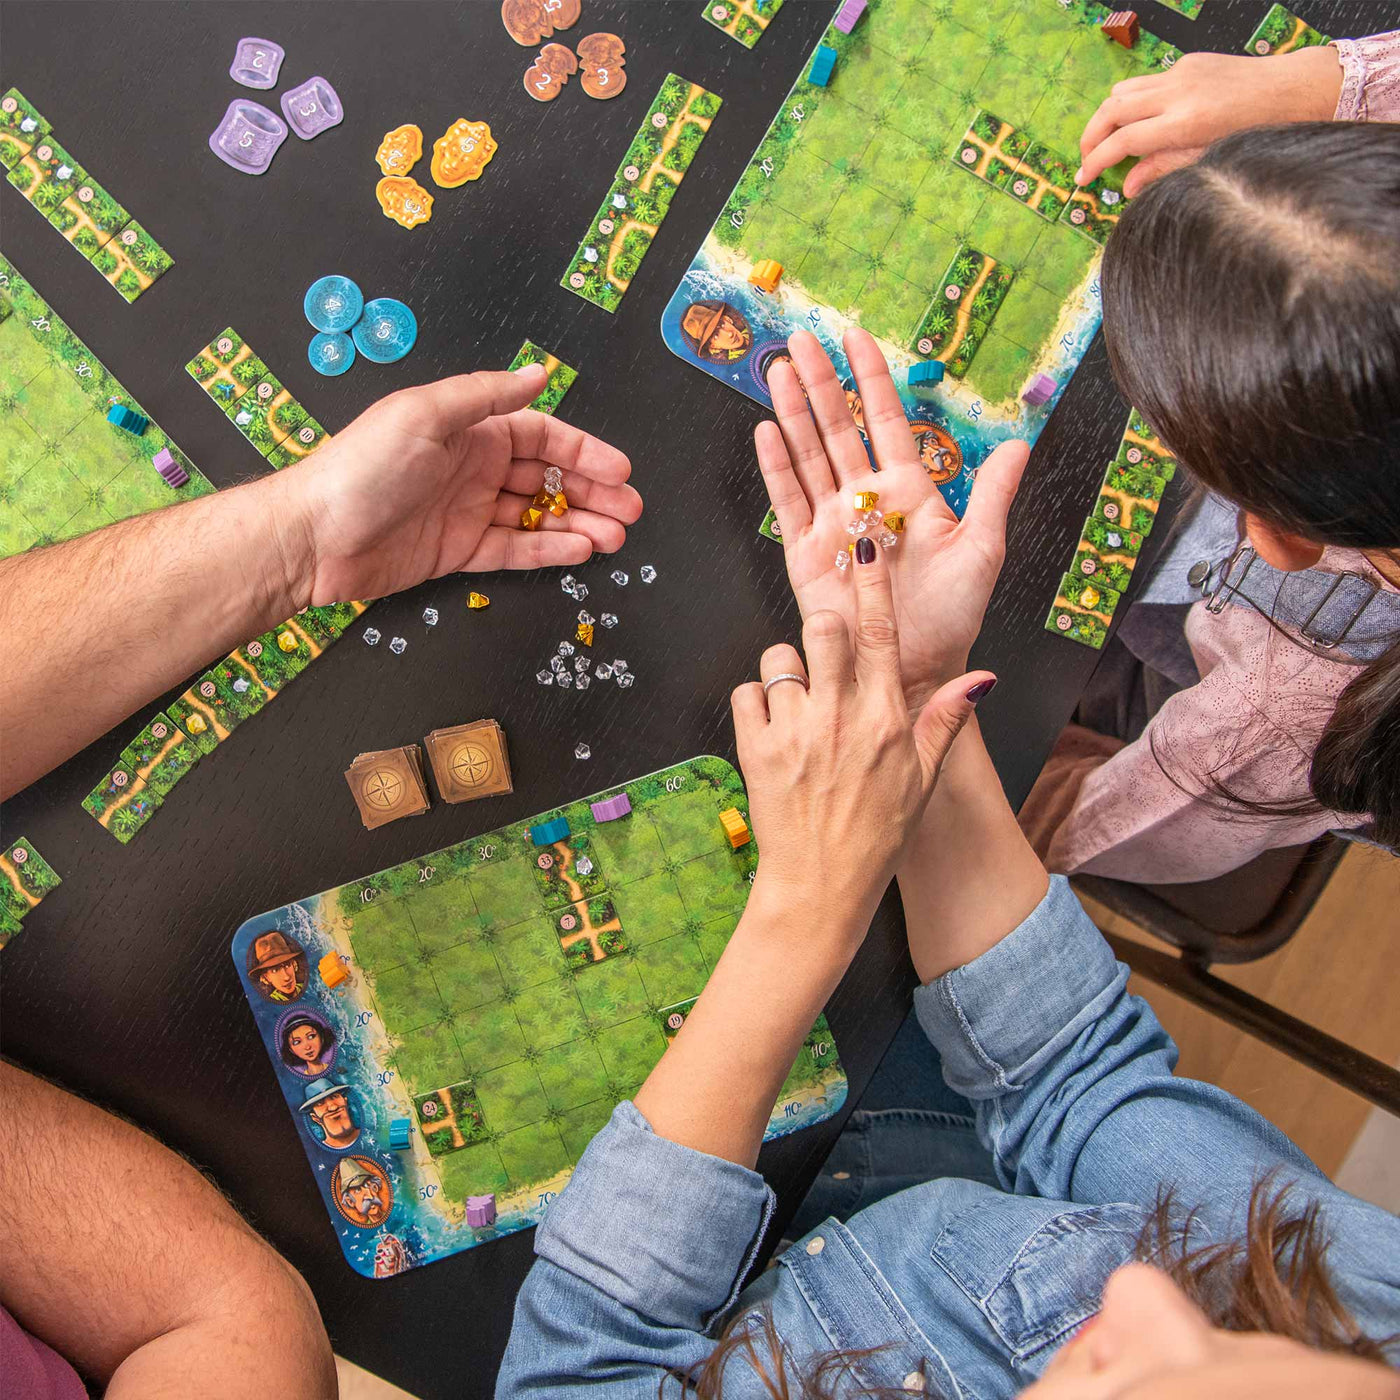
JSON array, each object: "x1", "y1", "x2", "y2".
[
  {"x1": 280, "y1": 76, "x2": 343, "y2": 141},
  {"x1": 1021, "y1": 372, "x2": 1059, "y2": 407},
  {"x1": 152, "y1": 448, "x2": 189, "y2": 488},
  {"x1": 229, "y1": 37, "x2": 285, "y2": 89},
  {"x1": 209, "y1": 99, "x2": 287, "y2": 175}
]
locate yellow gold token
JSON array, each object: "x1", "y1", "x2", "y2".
[
  {"x1": 576, "y1": 622, "x2": 595, "y2": 646},
  {"x1": 375, "y1": 123, "x2": 423, "y2": 176},
  {"x1": 277, "y1": 630, "x2": 298, "y2": 653},
  {"x1": 375, "y1": 176, "x2": 434, "y2": 228},
  {"x1": 547, "y1": 491, "x2": 567, "y2": 517},
  {"x1": 1081, "y1": 586, "x2": 1101, "y2": 609},
  {"x1": 854, "y1": 490, "x2": 879, "y2": 511},
  {"x1": 430, "y1": 119, "x2": 497, "y2": 188},
  {"x1": 883, "y1": 511, "x2": 906, "y2": 533},
  {"x1": 520, "y1": 506, "x2": 544, "y2": 531},
  {"x1": 467, "y1": 591, "x2": 491, "y2": 609},
  {"x1": 186, "y1": 713, "x2": 208, "y2": 734}
]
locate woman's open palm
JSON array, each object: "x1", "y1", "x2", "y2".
[{"x1": 756, "y1": 329, "x2": 1028, "y2": 708}]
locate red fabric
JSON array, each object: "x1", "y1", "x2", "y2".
[{"x1": 0, "y1": 1305, "x2": 86, "y2": 1400}]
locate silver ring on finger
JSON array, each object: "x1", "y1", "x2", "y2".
[{"x1": 762, "y1": 672, "x2": 809, "y2": 696}]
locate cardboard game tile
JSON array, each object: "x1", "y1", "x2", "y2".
[
  {"x1": 91, "y1": 219, "x2": 172, "y2": 303},
  {"x1": 0, "y1": 88, "x2": 52, "y2": 172},
  {"x1": 412, "y1": 1081, "x2": 489, "y2": 1158},
  {"x1": 186, "y1": 328, "x2": 269, "y2": 406},
  {"x1": 1244, "y1": 3, "x2": 1329, "y2": 55},
  {"x1": 345, "y1": 746, "x2": 432, "y2": 830},
  {"x1": 507, "y1": 340, "x2": 577, "y2": 416},
  {"x1": 226, "y1": 374, "x2": 296, "y2": 453},
  {"x1": 425, "y1": 720, "x2": 513, "y2": 804},
  {"x1": 265, "y1": 409, "x2": 328, "y2": 469},
  {"x1": 48, "y1": 172, "x2": 129, "y2": 258},
  {"x1": 561, "y1": 74, "x2": 722, "y2": 313},
  {"x1": 701, "y1": 0, "x2": 785, "y2": 48},
  {"x1": 1, "y1": 836, "x2": 61, "y2": 926}
]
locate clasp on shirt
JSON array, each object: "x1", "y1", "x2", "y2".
[
  {"x1": 1298, "y1": 571, "x2": 1380, "y2": 650},
  {"x1": 1203, "y1": 542, "x2": 1256, "y2": 614}
]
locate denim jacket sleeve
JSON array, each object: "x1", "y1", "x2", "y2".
[
  {"x1": 913, "y1": 876, "x2": 1400, "y2": 1314},
  {"x1": 496, "y1": 1100, "x2": 775, "y2": 1397}
]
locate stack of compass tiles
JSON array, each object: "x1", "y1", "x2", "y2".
[
  {"x1": 185, "y1": 328, "x2": 329, "y2": 470},
  {"x1": 1, "y1": 88, "x2": 173, "y2": 303},
  {"x1": 1045, "y1": 410, "x2": 1178, "y2": 650}
]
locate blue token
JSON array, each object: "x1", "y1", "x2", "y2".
[
  {"x1": 303, "y1": 275, "x2": 364, "y2": 333},
  {"x1": 308, "y1": 331, "x2": 356, "y2": 377},
  {"x1": 353, "y1": 297, "x2": 417, "y2": 364}
]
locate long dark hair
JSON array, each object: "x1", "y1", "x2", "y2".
[
  {"x1": 1100, "y1": 122, "x2": 1400, "y2": 846},
  {"x1": 278, "y1": 1012, "x2": 336, "y2": 1071},
  {"x1": 671, "y1": 1178, "x2": 1399, "y2": 1397}
]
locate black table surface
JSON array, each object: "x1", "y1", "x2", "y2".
[{"x1": 1, "y1": 1, "x2": 1389, "y2": 1393}]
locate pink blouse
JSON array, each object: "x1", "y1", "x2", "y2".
[{"x1": 1019, "y1": 32, "x2": 1400, "y2": 883}]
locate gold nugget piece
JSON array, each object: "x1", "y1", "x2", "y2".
[
  {"x1": 277, "y1": 630, "x2": 298, "y2": 653},
  {"x1": 520, "y1": 506, "x2": 545, "y2": 531},
  {"x1": 854, "y1": 490, "x2": 879, "y2": 511},
  {"x1": 576, "y1": 621, "x2": 595, "y2": 646},
  {"x1": 186, "y1": 713, "x2": 209, "y2": 734},
  {"x1": 467, "y1": 591, "x2": 491, "y2": 609},
  {"x1": 883, "y1": 511, "x2": 906, "y2": 533},
  {"x1": 375, "y1": 123, "x2": 423, "y2": 176},
  {"x1": 547, "y1": 490, "x2": 567, "y2": 517},
  {"x1": 431, "y1": 118, "x2": 497, "y2": 188},
  {"x1": 376, "y1": 176, "x2": 434, "y2": 228}
]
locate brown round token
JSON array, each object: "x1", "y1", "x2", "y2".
[
  {"x1": 524, "y1": 42, "x2": 578, "y2": 100},
  {"x1": 577, "y1": 32, "x2": 627, "y2": 100},
  {"x1": 502, "y1": 0, "x2": 581, "y2": 46}
]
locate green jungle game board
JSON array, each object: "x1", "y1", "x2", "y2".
[
  {"x1": 0, "y1": 253, "x2": 212, "y2": 559},
  {"x1": 662, "y1": 0, "x2": 1182, "y2": 525},
  {"x1": 232, "y1": 757, "x2": 848, "y2": 1276}
]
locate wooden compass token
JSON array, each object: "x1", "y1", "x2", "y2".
[
  {"x1": 425, "y1": 720, "x2": 513, "y2": 803},
  {"x1": 502, "y1": 0, "x2": 581, "y2": 46},
  {"x1": 524, "y1": 42, "x2": 579, "y2": 101},
  {"x1": 576, "y1": 32, "x2": 626, "y2": 100}
]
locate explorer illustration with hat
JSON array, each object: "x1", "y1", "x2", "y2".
[
  {"x1": 300, "y1": 1077, "x2": 361, "y2": 1151},
  {"x1": 679, "y1": 299, "x2": 753, "y2": 363},
  {"x1": 332, "y1": 1156, "x2": 392, "y2": 1228},
  {"x1": 244, "y1": 929, "x2": 308, "y2": 1003}
]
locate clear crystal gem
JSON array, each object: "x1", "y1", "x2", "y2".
[
  {"x1": 616, "y1": 671, "x2": 635, "y2": 688},
  {"x1": 600, "y1": 613, "x2": 618, "y2": 628},
  {"x1": 544, "y1": 466, "x2": 564, "y2": 493},
  {"x1": 578, "y1": 610, "x2": 594, "y2": 626},
  {"x1": 834, "y1": 550, "x2": 850, "y2": 571},
  {"x1": 878, "y1": 529, "x2": 898, "y2": 549},
  {"x1": 575, "y1": 743, "x2": 591, "y2": 760},
  {"x1": 550, "y1": 655, "x2": 566, "y2": 673},
  {"x1": 611, "y1": 570, "x2": 629, "y2": 586},
  {"x1": 363, "y1": 627, "x2": 382, "y2": 645},
  {"x1": 558, "y1": 640, "x2": 575, "y2": 656},
  {"x1": 232, "y1": 677, "x2": 250, "y2": 692},
  {"x1": 640, "y1": 564, "x2": 657, "y2": 583},
  {"x1": 595, "y1": 662, "x2": 613, "y2": 679},
  {"x1": 575, "y1": 656, "x2": 590, "y2": 672},
  {"x1": 573, "y1": 582, "x2": 588, "y2": 601},
  {"x1": 612, "y1": 659, "x2": 628, "y2": 673},
  {"x1": 422, "y1": 607, "x2": 439, "y2": 625},
  {"x1": 560, "y1": 574, "x2": 576, "y2": 593},
  {"x1": 863, "y1": 507, "x2": 885, "y2": 527},
  {"x1": 577, "y1": 854, "x2": 594, "y2": 875},
  {"x1": 389, "y1": 636, "x2": 407, "y2": 655},
  {"x1": 557, "y1": 671, "x2": 573, "y2": 688},
  {"x1": 575, "y1": 672, "x2": 591, "y2": 690},
  {"x1": 536, "y1": 669, "x2": 554, "y2": 685}
]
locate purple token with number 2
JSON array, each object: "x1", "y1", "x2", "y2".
[
  {"x1": 229, "y1": 37, "x2": 285, "y2": 89},
  {"x1": 209, "y1": 99, "x2": 287, "y2": 176},
  {"x1": 280, "y1": 77, "x2": 344, "y2": 140}
]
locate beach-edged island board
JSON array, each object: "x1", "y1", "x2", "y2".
[{"x1": 231, "y1": 757, "x2": 848, "y2": 1276}]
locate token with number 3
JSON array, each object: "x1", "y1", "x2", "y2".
[{"x1": 577, "y1": 33, "x2": 626, "y2": 100}]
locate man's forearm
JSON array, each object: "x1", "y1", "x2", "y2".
[
  {"x1": 0, "y1": 471, "x2": 308, "y2": 798},
  {"x1": 896, "y1": 720, "x2": 1049, "y2": 983}
]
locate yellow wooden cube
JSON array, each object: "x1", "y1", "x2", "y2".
[{"x1": 748, "y1": 259, "x2": 783, "y2": 293}]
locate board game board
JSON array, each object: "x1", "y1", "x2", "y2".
[
  {"x1": 0, "y1": 253, "x2": 213, "y2": 559},
  {"x1": 232, "y1": 756, "x2": 848, "y2": 1276},
  {"x1": 0, "y1": 836, "x2": 61, "y2": 950},
  {"x1": 662, "y1": 0, "x2": 1181, "y2": 525}
]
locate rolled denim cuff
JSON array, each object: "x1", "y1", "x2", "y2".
[
  {"x1": 534, "y1": 1100, "x2": 776, "y2": 1329},
  {"x1": 914, "y1": 876, "x2": 1125, "y2": 1099}
]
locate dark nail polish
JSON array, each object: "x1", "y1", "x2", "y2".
[
  {"x1": 855, "y1": 537, "x2": 876, "y2": 564},
  {"x1": 966, "y1": 678, "x2": 997, "y2": 704}
]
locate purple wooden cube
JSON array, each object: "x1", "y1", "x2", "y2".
[
  {"x1": 466, "y1": 1194, "x2": 497, "y2": 1228},
  {"x1": 591, "y1": 793, "x2": 632, "y2": 823},
  {"x1": 1021, "y1": 373, "x2": 1059, "y2": 406},
  {"x1": 281, "y1": 77, "x2": 344, "y2": 141},
  {"x1": 833, "y1": 0, "x2": 867, "y2": 33}
]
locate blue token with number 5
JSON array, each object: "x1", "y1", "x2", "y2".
[{"x1": 353, "y1": 297, "x2": 417, "y2": 364}]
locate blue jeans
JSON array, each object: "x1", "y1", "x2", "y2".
[{"x1": 786, "y1": 1009, "x2": 999, "y2": 1240}]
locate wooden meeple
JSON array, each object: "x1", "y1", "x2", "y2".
[
  {"x1": 424, "y1": 720, "x2": 513, "y2": 804},
  {"x1": 344, "y1": 746, "x2": 431, "y2": 830}
]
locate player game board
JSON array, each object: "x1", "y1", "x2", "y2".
[
  {"x1": 0, "y1": 253, "x2": 213, "y2": 559},
  {"x1": 663, "y1": 0, "x2": 1181, "y2": 526},
  {"x1": 232, "y1": 757, "x2": 847, "y2": 1276}
]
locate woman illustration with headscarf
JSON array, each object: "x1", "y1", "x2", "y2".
[{"x1": 277, "y1": 1010, "x2": 337, "y2": 1078}]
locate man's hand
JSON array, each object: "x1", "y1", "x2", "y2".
[
  {"x1": 756, "y1": 329, "x2": 1027, "y2": 710},
  {"x1": 281, "y1": 363, "x2": 641, "y2": 606},
  {"x1": 1077, "y1": 46, "x2": 1343, "y2": 196}
]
